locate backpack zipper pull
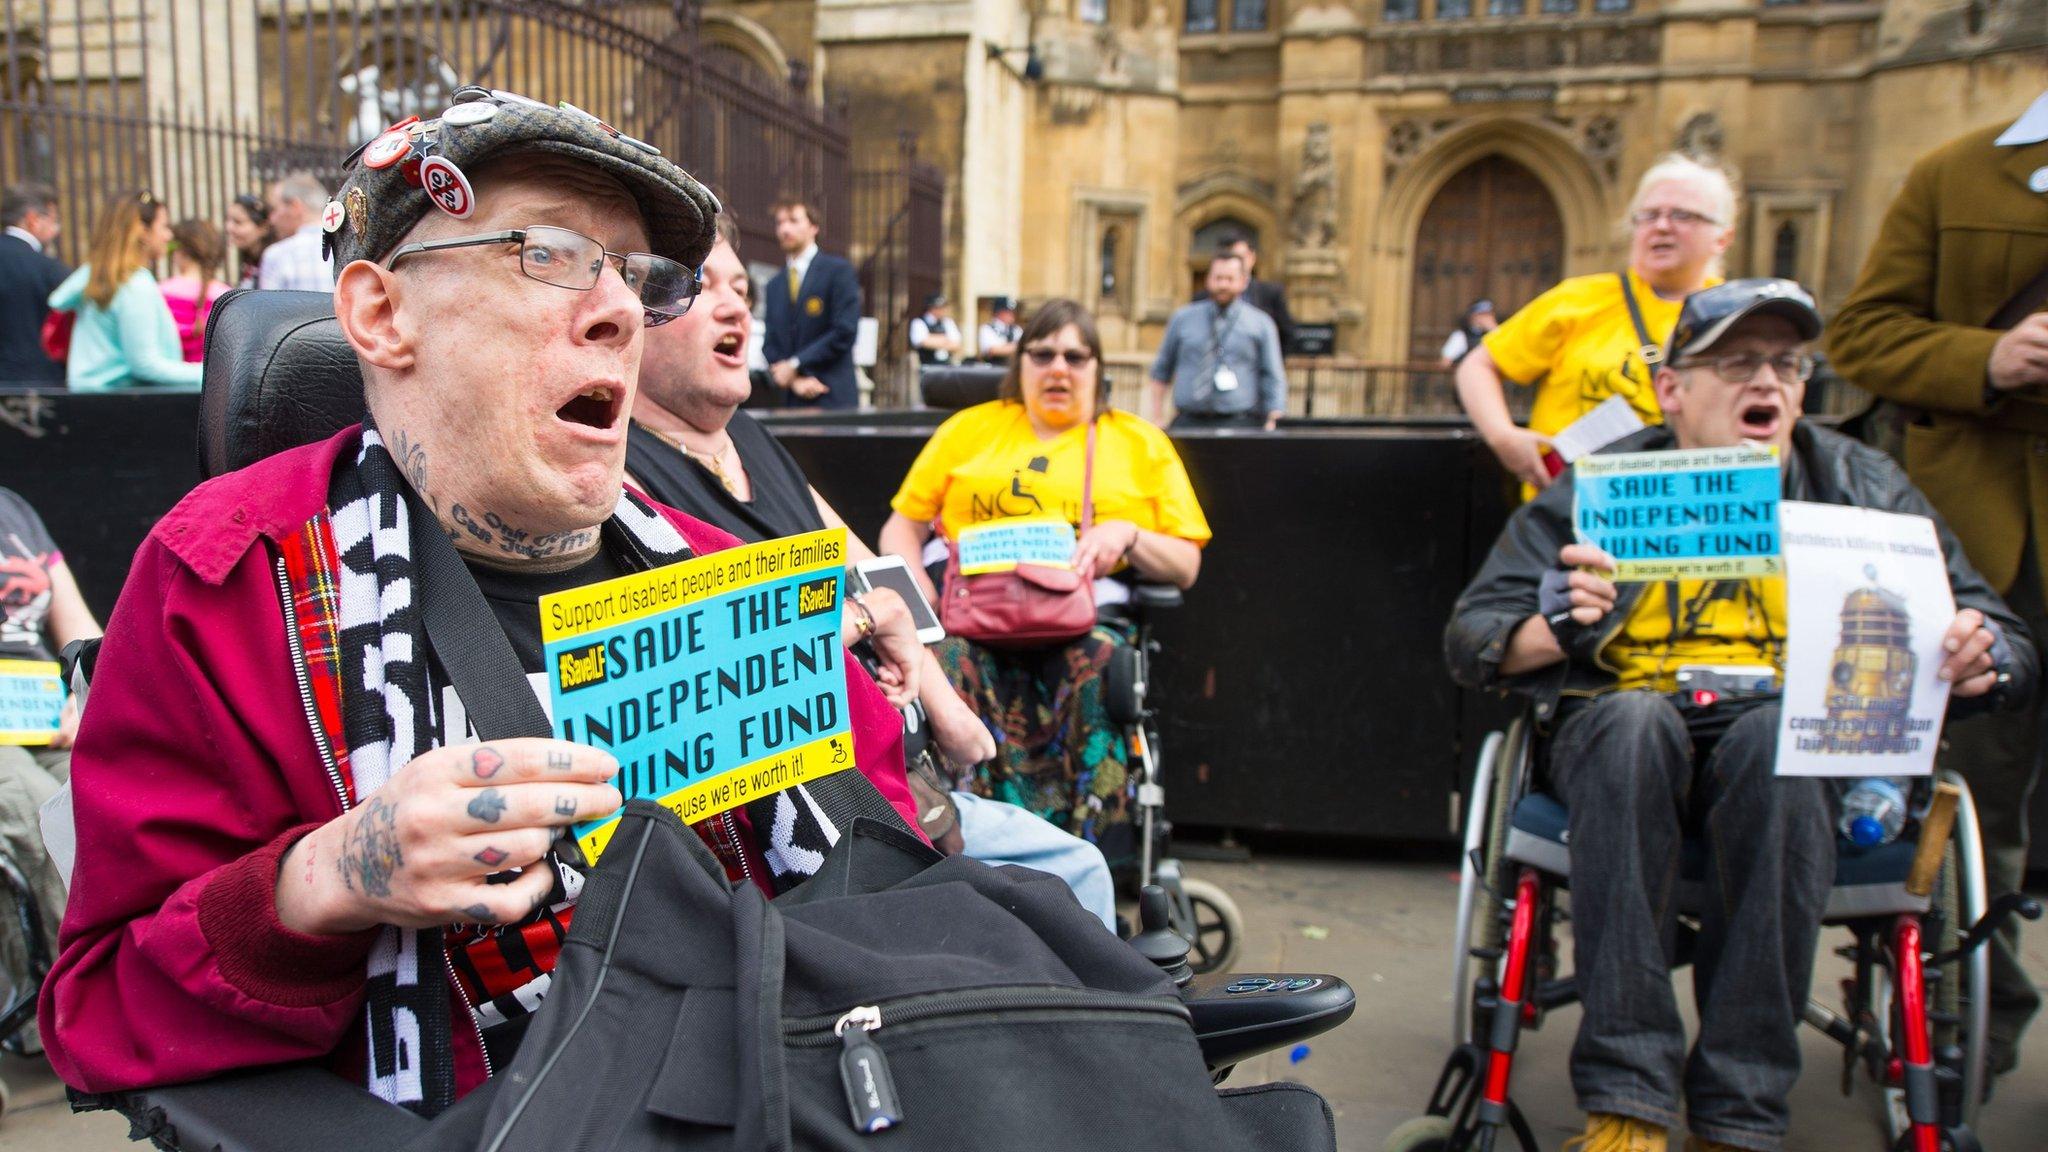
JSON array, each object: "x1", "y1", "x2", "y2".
[{"x1": 835, "y1": 1005, "x2": 902, "y2": 1134}]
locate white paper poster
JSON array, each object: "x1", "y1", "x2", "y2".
[{"x1": 1775, "y1": 502, "x2": 1953, "y2": 777}]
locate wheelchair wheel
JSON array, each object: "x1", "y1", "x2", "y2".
[
  {"x1": 1381, "y1": 1115, "x2": 1453, "y2": 1152},
  {"x1": 1452, "y1": 718, "x2": 1530, "y2": 1045},
  {"x1": 1177, "y1": 876, "x2": 1243, "y2": 974}
]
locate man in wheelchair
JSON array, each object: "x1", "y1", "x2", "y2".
[
  {"x1": 1444, "y1": 279, "x2": 2036, "y2": 1152},
  {"x1": 35, "y1": 92, "x2": 937, "y2": 1113}
]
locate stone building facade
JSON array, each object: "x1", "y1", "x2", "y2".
[{"x1": 707, "y1": 0, "x2": 2046, "y2": 362}]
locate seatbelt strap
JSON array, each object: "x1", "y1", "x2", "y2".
[
  {"x1": 1987, "y1": 263, "x2": 2048, "y2": 331},
  {"x1": 405, "y1": 488, "x2": 556, "y2": 743},
  {"x1": 1618, "y1": 271, "x2": 1664, "y2": 369}
]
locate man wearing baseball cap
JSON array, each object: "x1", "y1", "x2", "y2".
[
  {"x1": 1446, "y1": 279, "x2": 2033, "y2": 1152},
  {"x1": 39, "y1": 88, "x2": 927, "y2": 1112}
]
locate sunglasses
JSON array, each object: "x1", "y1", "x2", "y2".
[{"x1": 1023, "y1": 347, "x2": 1096, "y2": 368}]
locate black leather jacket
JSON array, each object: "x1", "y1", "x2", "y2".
[{"x1": 1444, "y1": 422, "x2": 2038, "y2": 723}]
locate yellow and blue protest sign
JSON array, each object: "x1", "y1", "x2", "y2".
[
  {"x1": 956, "y1": 516, "x2": 1077, "y2": 575},
  {"x1": 1573, "y1": 445, "x2": 1781, "y2": 581},
  {"x1": 540, "y1": 528, "x2": 854, "y2": 863},
  {"x1": 0, "y1": 658, "x2": 64, "y2": 745}
]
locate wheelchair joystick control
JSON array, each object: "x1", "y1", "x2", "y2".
[{"x1": 1132, "y1": 884, "x2": 1194, "y2": 988}]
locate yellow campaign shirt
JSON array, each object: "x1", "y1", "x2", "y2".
[
  {"x1": 890, "y1": 402, "x2": 1213, "y2": 552},
  {"x1": 1483, "y1": 270, "x2": 1723, "y2": 441},
  {"x1": 1601, "y1": 577, "x2": 1788, "y2": 695}
]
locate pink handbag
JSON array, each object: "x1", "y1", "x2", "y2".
[{"x1": 939, "y1": 422, "x2": 1098, "y2": 649}]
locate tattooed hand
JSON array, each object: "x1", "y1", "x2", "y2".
[{"x1": 275, "y1": 738, "x2": 621, "y2": 935}]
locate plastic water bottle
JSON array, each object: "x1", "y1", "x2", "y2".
[{"x1": 1839, "y1": 778, "x2": 1908, "y2": 847}]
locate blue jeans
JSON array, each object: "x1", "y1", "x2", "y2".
[
  {"x1": 1547, "y1": 694, "x2": 1835, "y2": 1152},
  {"x1": 953, "y1": 791, "x2": 1117, "y2": 930}
]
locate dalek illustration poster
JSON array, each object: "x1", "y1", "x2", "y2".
[
  {"x1": 1818, "y1": 567, "x2": 1917, "y2": 753},
  {"x1": 1776, "y1": 503, "x2": 1952, "y2": 778}
]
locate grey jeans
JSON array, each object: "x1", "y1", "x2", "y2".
[
  {"x1": 0, "y1": 744, "x2": 68, "y2": 1026},
  {"x1": 1548, "y1": 694, "x2": 1835, "y2": 1152}
]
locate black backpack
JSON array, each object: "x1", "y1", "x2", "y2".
[{"x1": 425, "y1": 801, "x2": 1334, "y2": 1152}]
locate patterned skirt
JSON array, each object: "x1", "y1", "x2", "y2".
[{"x1": 933, "y1": 621, "x2": 1138, "y2": 864}]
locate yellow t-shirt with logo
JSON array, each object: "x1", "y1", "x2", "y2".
[
  {"x1": 1484, "y1": 270, "x2": 1722, "y2": 440},
  {"x1": 1601, "y1": 577, "x2": 1788, "y2": 695},
  {"x1": 890, "y1": 402, "x2": 1213, "y2": 550}
]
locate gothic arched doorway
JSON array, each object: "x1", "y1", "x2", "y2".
[{"x1": 1408, "y1": 155, "x2": 1562, "y2": 363}]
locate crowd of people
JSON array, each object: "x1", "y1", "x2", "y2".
[
  {"x1": 0, "y1": 171, "x2": 338, "y2": 392},
  {"x1": 0, "y1": 78, "x2": 2040, "y2": 1152}
]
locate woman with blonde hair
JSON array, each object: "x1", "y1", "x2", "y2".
[
  {"x1": 1456, "y1": 153, "x2": 1738, "y2": 495},
  {"x1": 46, "y1": 190, "x2": 203, "y2": 390}
]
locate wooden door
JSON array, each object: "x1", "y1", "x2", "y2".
[{"x1": 1408, "y1": 155, "x2": 1563, "y2": 363}]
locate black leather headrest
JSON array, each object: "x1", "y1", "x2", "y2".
[
  {"x1": 918, "y1": 365, "x2": 1006, "y2": 411},
  {"x1": 199, "y1": 289, "x2": 363, "y2": 479}
]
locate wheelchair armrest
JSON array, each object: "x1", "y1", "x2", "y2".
[
  {"x1": 81, "y1": 1064, "x2": 424, "y2": 1152},
  {"x1": 1133, "y1": 584, "x2": 1184, "y2": 611},
  {"x1": 1182, "y1": 972, "x2": 1355, "y2": 1071}
]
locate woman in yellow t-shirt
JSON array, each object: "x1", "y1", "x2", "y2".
[
  {"x1": 1456, "y1": 153, "x2": 1738, "y2": 496},
  {"x1": 880, "y1": 299, "x2": 1211, "y2": 859}
]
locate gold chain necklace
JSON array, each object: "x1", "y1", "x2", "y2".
[{"x1": 639, "y1": 422, "x2": 742, "y2": 495}]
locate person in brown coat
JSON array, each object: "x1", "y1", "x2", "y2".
[{"x1": 1828, "y1": 89, "x2": 2048, "y2": 1080}]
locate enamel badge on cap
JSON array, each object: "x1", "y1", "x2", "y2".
[
  {"x1": 421, "y1": 155, "x2": 475, "y2": 219},
  {"x1": 345, "y1": 187, "x2": 369, "y2": 238},
  {"x1": 2030, "y1": 166, "x2": 2048, "y2": 194},
  {"x1": 363, "y1": 128, "x2": 412, "y2": 170},
  {"x1": 320, "y1": 199, "x2": 346, "y2": 233},
  {"x1": 441, "y1": 101, "x2": 497, "y2": 127}
]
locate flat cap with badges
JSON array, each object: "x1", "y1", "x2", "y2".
[{"x1": 322, "y1": 85, "x2": 721, "y2": 275}]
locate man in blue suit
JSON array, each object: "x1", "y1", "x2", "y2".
[
  {"x1": 763, "y1": 197, "x2": 861, "y2": 409},
  {"x1": 0, "y1": 183, "x2": 69, "y2": 386}
]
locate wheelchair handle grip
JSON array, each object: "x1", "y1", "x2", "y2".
[{"x1": 1904, "y1": 781, "x2": 1960, "y2": 899}]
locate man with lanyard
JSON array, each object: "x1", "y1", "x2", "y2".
[
  {"x1": 1828, "y1": 90, "x2": 2048, "y2": 1078},
  {"x1": 1146, "y1": 251, "x2": 1287, "y2": 431},
  {"x1": 40, "y1": 89, "x2": 927, "y2": 1113},
  {"x1": 1445, "y1": 279, "x2": 2033, "y2": 1152}
]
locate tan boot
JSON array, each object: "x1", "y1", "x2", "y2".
[{"x1": 1562, "y1": 1113, "x2": 1668, "y2": 1152}]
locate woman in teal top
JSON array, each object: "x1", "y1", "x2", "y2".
[{"x1": 48, "y1": 190, "x2": 203, "y2": 391}]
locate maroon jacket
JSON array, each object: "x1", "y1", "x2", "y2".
[{"x1": 40, "y1": 426, "x2": 920, "y2": 1098}]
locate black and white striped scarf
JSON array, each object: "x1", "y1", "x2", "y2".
[{"x1": 327, "y1": 428, "x2": 860, "y2": 1113}]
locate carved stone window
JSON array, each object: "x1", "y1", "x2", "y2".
[
  {"x1": 1231, "y1": 0, "x2": 1269, "y2": 30},
  {"x1": 1185, "y1": 0, "x2": 1220, "y2": 33},
  {"x1": 1438, "y1": 0, "x2": 1474, "y2": 18},
  {"x1": 1384, "y1": 0, "x2": 1422, "y2": 22},
  {"x1": 1081, "y1": 0, "x2": 1109, "y2": 23},
  {"x1": 1591, "y1": 0, "x2": 1632, "y2": 12},
  {"x1": 1772, "y1": 220, "x2": 1800, "y2": 281},
  {"x1": 1541, "y1": 0, "x2": 1577, "y2": 14},
  {"x1": 1487, "y1": 0, "x2": 1527, "y2": 16},
  {"x1": 1101, "y1": 227, "x2": 1122, "y2": 302}
]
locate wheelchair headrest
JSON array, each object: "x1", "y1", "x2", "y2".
[
  {"x1": 918, "y1": 365, "x2": 1005, "y2": 411},
  {"x1": 199, "y1": 289, "x2": 364, "y2": 479}
]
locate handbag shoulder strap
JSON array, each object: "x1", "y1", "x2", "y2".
[
  {"x1": 1618, "y1": 270, "x2": 1664, "y2": 368},
  {"x1": 1987, "y1": 262, "x2": 2048, "y2": 331},
  {"x1": 1080, "y1": 418, "x2": 1097, "y2": 533}
]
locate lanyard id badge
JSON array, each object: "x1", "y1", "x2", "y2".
[{"x1": 1213, "y1": 365, "x2": 1240, "y2": 392}]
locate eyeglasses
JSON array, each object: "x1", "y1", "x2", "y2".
[
  {"x1": 1023, "y1": 346, "x2": 1095, "y2": 368},
  {"x1": 383, "y1": 224, "x2": 701, "y2": 323},
  {"x1": 1630, "y1": 207, "x2": 1720, "y2": 229},
  {"x1": 1678, "y1": 351, "x2": 1815, "y2": 384}
]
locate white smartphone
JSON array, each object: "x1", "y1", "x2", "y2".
[{"x1": 852, "y1": 555, "x2": 946, "y2": 644}]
